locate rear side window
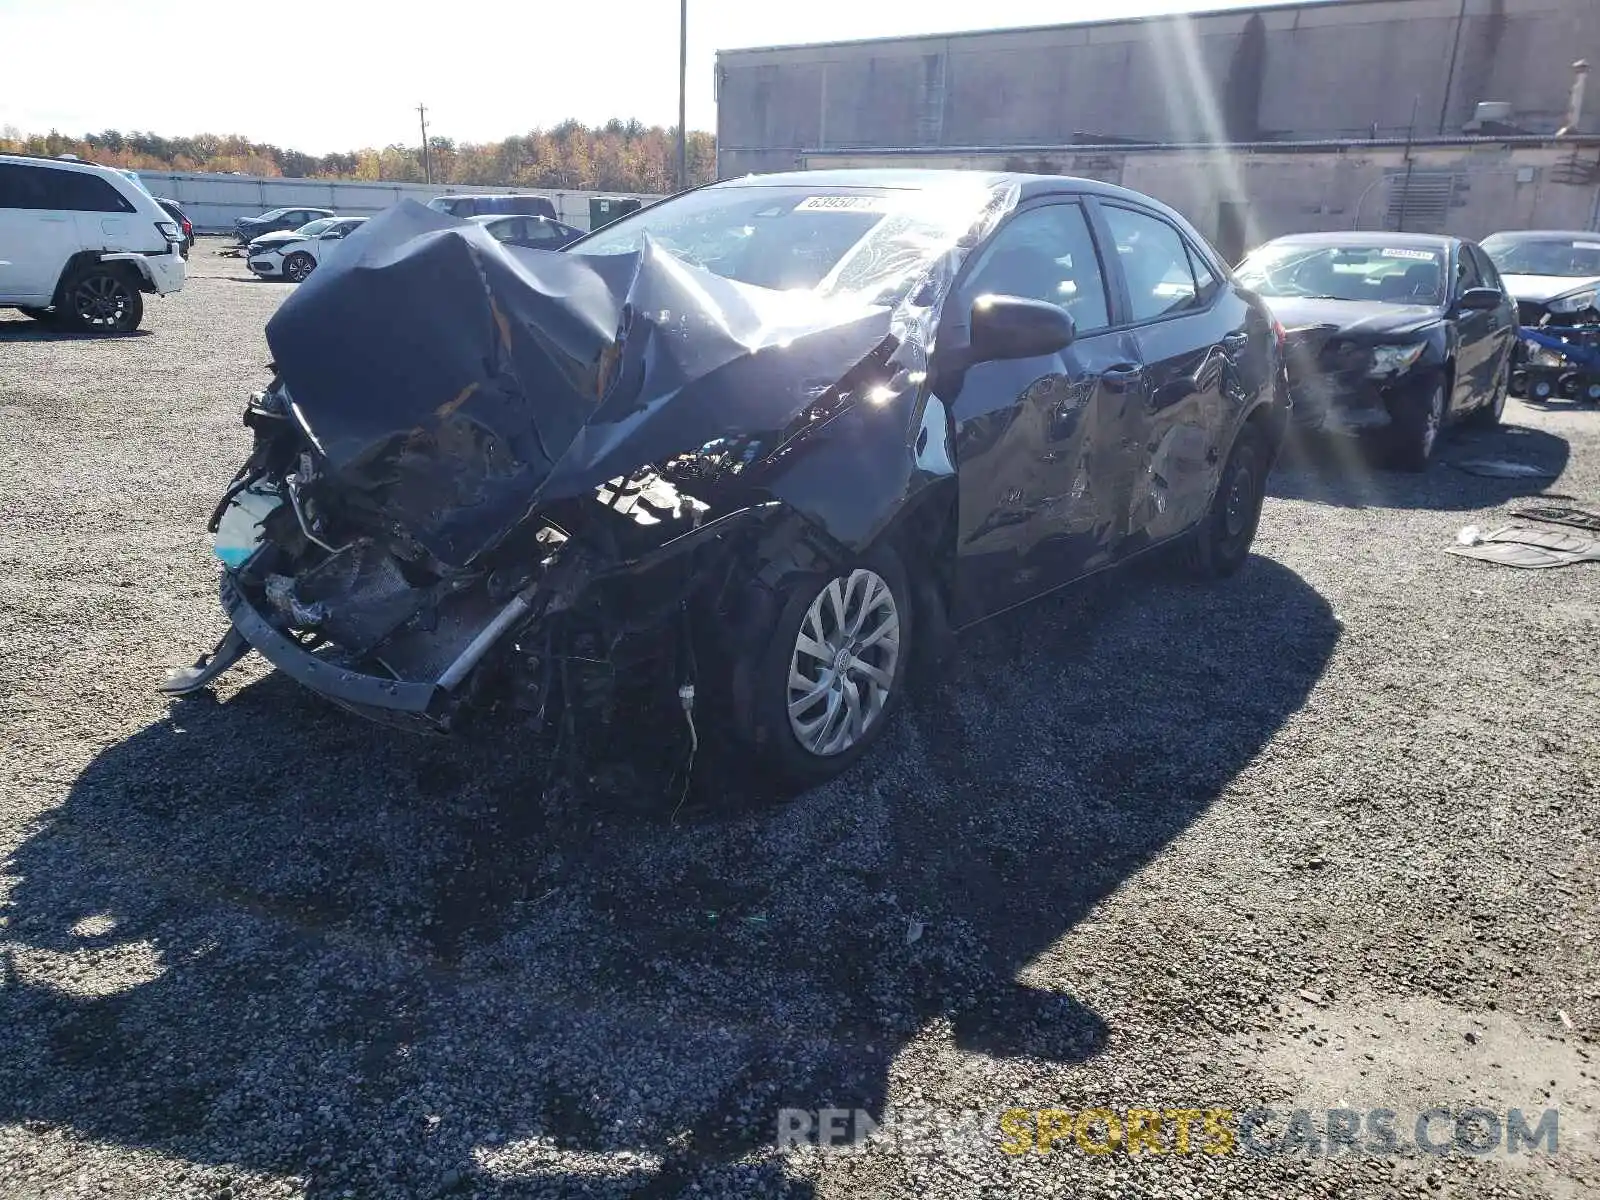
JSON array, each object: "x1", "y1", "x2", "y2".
[
  {"x1": 1186, "y1": 243, "x2": 1220, "y2": 305},
  {"x1": 1103, "y1": 205, "x2": 1206, "y2": 322}
]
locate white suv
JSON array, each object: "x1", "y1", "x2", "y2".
[{"x1": 0, "y1": 154, "x2": 186, "y2": 333}]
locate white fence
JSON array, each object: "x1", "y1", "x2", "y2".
[{"x1": 130, "y1": 171, "x2": 664, "y2": 234}]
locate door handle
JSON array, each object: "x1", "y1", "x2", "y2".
[{"x1": 1102, "y1": 363, "x2": 1144, "y2": 389}]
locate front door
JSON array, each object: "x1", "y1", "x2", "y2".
[{"x1": 941, "y1": 198, "x2": 1145, "y2": 625}]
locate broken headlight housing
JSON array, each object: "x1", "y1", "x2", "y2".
[{"x1": 1367, "y1": 343, "x2": 1427, "y2": 378}]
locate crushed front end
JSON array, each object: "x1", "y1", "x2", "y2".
[{"x1": 169, "y1": 379, "x2": 805, "y2": 739}]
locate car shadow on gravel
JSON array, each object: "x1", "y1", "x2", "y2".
[
  {"x1": 1270, "y1": 420, "x2": 1570, "y2": 510},
  {"x1": 0, "y1": 556, "x2": 1338, "y2": 1197},
  {"x1": 0, "y1": 319, "x2": 154, "y2": 341}
]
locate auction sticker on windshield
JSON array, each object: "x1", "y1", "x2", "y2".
[
  {"x1": 1379, "y1": 248, "x2": 1437, "y2": 261},
  {"x1": 794, "y1": 195, "x2": 893, "y2": 213}
]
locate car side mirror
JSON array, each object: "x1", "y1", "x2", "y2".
[
  {"x1": 967, "y1": 294, "x2": 1077, "y2": 365},
  {"x1": 1457, "y1": 287, "x2": 1502, "y2": 311}
]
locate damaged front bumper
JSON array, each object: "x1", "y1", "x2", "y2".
[{"x1": 1289, "y1": 375, "x2": 1424, "y2": 435}]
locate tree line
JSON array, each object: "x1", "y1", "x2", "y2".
[{"x1": 0, "y1": 120, "x2": 718, "y2": 193}]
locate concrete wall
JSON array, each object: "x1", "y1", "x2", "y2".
[
  {"x1": 717, "y1": 0, "x2": 1600, "y2": 178},
  {"x1": 801, "y1": 141, "x2": 1600, "y2": 259},
  {"x1": 129, "y1": 172, "x2": 664, "y2": 234}
]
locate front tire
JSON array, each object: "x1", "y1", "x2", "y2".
[
  {"x1": 1466, "y1": 357, "x2": 1509, "y2": 429},
  {"x1": 735, "y1": 546, "x2": 913, "y2": 784},
  {"x1": 1391, "y1": 377, "x2": 1447, "y2": 471},
  {"x1": 60, "y1": 264, "x2": 143, "y2": 333},
  {"x1": 1185, "y1": 422, "x2": 1268, "y2": 579},
  {"x1": 283, "y1": 252, "x2": 315, "y2": 283}
]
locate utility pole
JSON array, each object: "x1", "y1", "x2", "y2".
[
  {"x1": 677, "y1": 0, "x2": 688, "y2": 192},
  {"x1": 417, "y1": 103, "x2": 432, "y2": 185}
]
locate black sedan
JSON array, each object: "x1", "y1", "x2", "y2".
[
  {"x1": 469, "y1": 212, "x2": 586, "y2": 250},
  {"x1": 1235, "y1": 233, "x2": 1517, "y2": 469},
  {"x1": 154, "y1": 197, "x2": 194, "y2": 258},
  {"x1": 168, "y1": 171, "x2": 1287, "y2": 783},
  {"x1": 234, "y1": 206, "x2": 335, "y2": 244}
]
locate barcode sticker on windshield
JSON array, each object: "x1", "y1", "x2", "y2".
[
  {"x1": 794, "y1": 195, "x2": 890, "y2": 213},
  {"x1": 1575, "y1": 241, "x2": 1600, "y2": 250},
  {"x1": 1380, "y1": 248, "x2": 1436, "y2": 261}
]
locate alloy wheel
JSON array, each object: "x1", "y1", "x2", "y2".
[
  {"x1": 285, "y1": 254, "x2": 315, "y2": 282},
  {"x1": 786, "y1": 568, "x2": 901, "y2": 757},
  {"x1": 72, "y1": 274, "x2": 132, "y2": 328},
  {"x1": 1420, "y1": 385, "x2": 1444, "y2": 458}
]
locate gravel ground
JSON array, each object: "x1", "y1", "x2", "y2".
[{"x1": 0, "y1": 239, "x2": 1597, "y2": 1199}]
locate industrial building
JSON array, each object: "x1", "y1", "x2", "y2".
[{"x1": 714, "y1": 0, "x2": 1600, "y2": 255}]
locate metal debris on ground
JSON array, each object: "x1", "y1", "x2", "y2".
[
  {"x1": 1447, "y1": 524, "x2": 1600, "y2": 569},
  {"x1": 1449, "y1": 459, "x2": 1559, "y2": 480},
  {"x1": 1509, "y1": 502, "x2": 1600, "y2": 533}
]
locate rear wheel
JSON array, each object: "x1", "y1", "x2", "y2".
[
  {"x1": 734, "y1": 546, "x2": 913, "y2": 784},
  {"x1": 1185, "y1": 422, "x2": 1268, "y2": 579},
  {"x1": 283, "y1": 252, "x2": 316, "y2": 283},
  {"x1": 60, "y1": 264, "x2": 143, "y2": 333}
]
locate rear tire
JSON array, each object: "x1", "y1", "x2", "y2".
[
  {"x1": 1391, "y1": 378, "x2": 1447, "y2": 472},
  {"x1": 60, "y1": 264, "x2": 143, "y2": 333},
  {"x1": 732, "y1": 544, "x2": 914, "y2": 785},
  {"x1": 283, "y1": 252, "x2": 315, "y2": 283},
  {"x1": 1185, "y1": 422, "x2": 1268, "y2": 580}
]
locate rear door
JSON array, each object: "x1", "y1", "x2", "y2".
[
  {"x1": 58, "y1": 168, "x2": 142, "y2": 251},
  {"x1": 0, "y1": 163, "x2": 84, "y2": 302},
  {"x1": 1096, "y1": 202, "x2": 1254, "y2": 549},
  {"x1": 943, "y1": 197, "x2": 1146, "y2": 623}
]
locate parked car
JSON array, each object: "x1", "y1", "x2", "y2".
[
  {"x1": 0, "y1": 153, "x2": 186, "y2": 332},
  {"x1": 468, "y1": 212, "x2": 585, "y2": 250},
  {"x1": 426, "y1": 193, "x2": 557, "y2": 219},
  {"x1": 247, "y1": 216, "x2": 368, "y2": 281},
  {"x1": 167, "y1": 172, "x2": 1286, "y2": 782},
  {"x1": 235, "y1": 206, "x2": 335, "y2": 244},
  {"x1": 1234, "y1": 232, "x2": 1517, "y2": 470},
  {"x1": 1479, "y1": 229, "x2": 1600, "y2": 327},
  {"x1": 154, "y1": 197, "x2": 194, "y2": 258}
]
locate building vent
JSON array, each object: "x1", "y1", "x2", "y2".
[{"x1": 1384, "y1": 172, "x2": 1461, "y2": 232}]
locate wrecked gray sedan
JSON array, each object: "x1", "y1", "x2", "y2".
[{"x1": 167, "y1": 171, "x2": 1287, "y2": 783}]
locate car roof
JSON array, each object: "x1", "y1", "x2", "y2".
[
  {"x1": 711, "y1": 168, "x2": 1156, "y2": 201},
  {"x1": 1483, "y1": 229, "x2": 1600, "y2": 241},
  {"x1": 1256, "y1": 231, "x2": 1457, "y2": 249},
  {"x1": 0, "y1": 152, "x2": 124, "y2": 177}
]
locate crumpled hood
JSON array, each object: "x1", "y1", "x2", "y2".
[
  {"x1": 264, "y1": 200, "x2": 895, "y2": 570},
  {"x1": 1262, "y1": 296, "x2": 1443, "y2": 339},
  {"x1": 1499, "y1": 273, "x2": 1600, "y2": 305},
  {"x1": 248, "y1": 230, "x2": 303, "y2": 251}
]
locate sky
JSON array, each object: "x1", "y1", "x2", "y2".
[{"x1": 0, "y1": 0, "x2": 1274, "y2": 154}]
